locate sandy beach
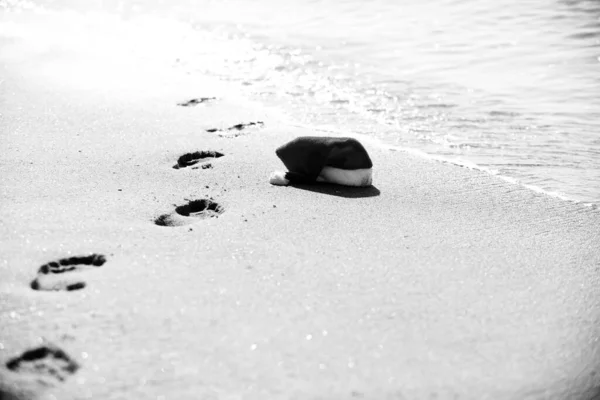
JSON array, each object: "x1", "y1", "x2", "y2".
[{"x1": 1, "y1": 14, "x2": 600, "y2": 400}]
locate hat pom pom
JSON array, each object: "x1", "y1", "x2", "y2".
[{"x1": 269, "y1": 171, "x2": 290, "y2": 186}]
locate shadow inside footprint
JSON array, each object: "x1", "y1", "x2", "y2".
[
  {"x1": 155, "y1": 199, "x2": 224, "y2": 227},
  {"x1": 229, "y1": 121, "x2": 263, "y2": 131},
  {"x1": 6, "y1": 344, "x2": 79, "y2": 383},
  {"x1": 31, "y1": 254, "x2": 106, "y2": 291},
  {"x1": 194, "y1": 163, "x2": 212, "y2": 170},
  {"x1": 176, "y1": 199, "x2": 224, "y2": 217},
  {"x1": 177, "y1": 97, "x2": 216, "y2": 107},
  {"x1": 206, "y1": 121, "x2": 264, "y2": 137},
  {"x1": 173, "y1": 151, "x2": 224, "y2": 169}
]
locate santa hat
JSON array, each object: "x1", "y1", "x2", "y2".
[{"x1": 269, "y1": 136, "x2": 373, "y2": 187}]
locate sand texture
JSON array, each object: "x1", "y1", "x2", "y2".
[{"x1": 1, "y1": 32, "x2": 600, "y2": 400}]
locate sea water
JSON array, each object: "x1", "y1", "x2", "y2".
[{"x1": 2, "y1": 0, "x2": 599, "y2": 203}]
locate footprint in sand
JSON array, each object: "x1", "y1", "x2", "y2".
[
  {"x1": 30, "y1": 254, "x2": 106, "y2": 292},
  {"x1": 206, "y1": 121, "x2": 264, "y2": 138},
  {"x1": 155, "y1": 198, "x2": 224, "y2": 227},
  {"x1": 5, "y1": 344, "x2": 80, "y2": 384},
  {"x1": 172, "y1": 151, "x2": 224, "y2": 170},
  {"x1": 0, "y1": 344, "x2": 80, "y2": 399},
  {"x1": 177, "y1": 97, "x2": 216, "y2": 107}
]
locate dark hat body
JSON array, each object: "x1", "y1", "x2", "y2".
[{"x1": 275, "y1": 136, "x2": 373, "y2": 181}]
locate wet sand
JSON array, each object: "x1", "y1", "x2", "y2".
[{"x1": 1, "y1": 39, "x2": 600, "y2": 400}]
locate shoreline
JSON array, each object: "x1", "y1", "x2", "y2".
[{"x1": 2, "y1": 19, "x2": 600, "y2": 400}]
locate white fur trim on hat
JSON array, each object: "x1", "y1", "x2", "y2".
[{"x1": 316, "y1": 167, "x2": 372, "y2": 187}]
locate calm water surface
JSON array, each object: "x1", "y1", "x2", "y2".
[{"x1": 3, "y1": 0, "x2": 600, "y2": 202}]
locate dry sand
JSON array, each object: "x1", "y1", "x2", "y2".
[{"x1": 1, "y1": 27, "x2": 600, "y2": 400}]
